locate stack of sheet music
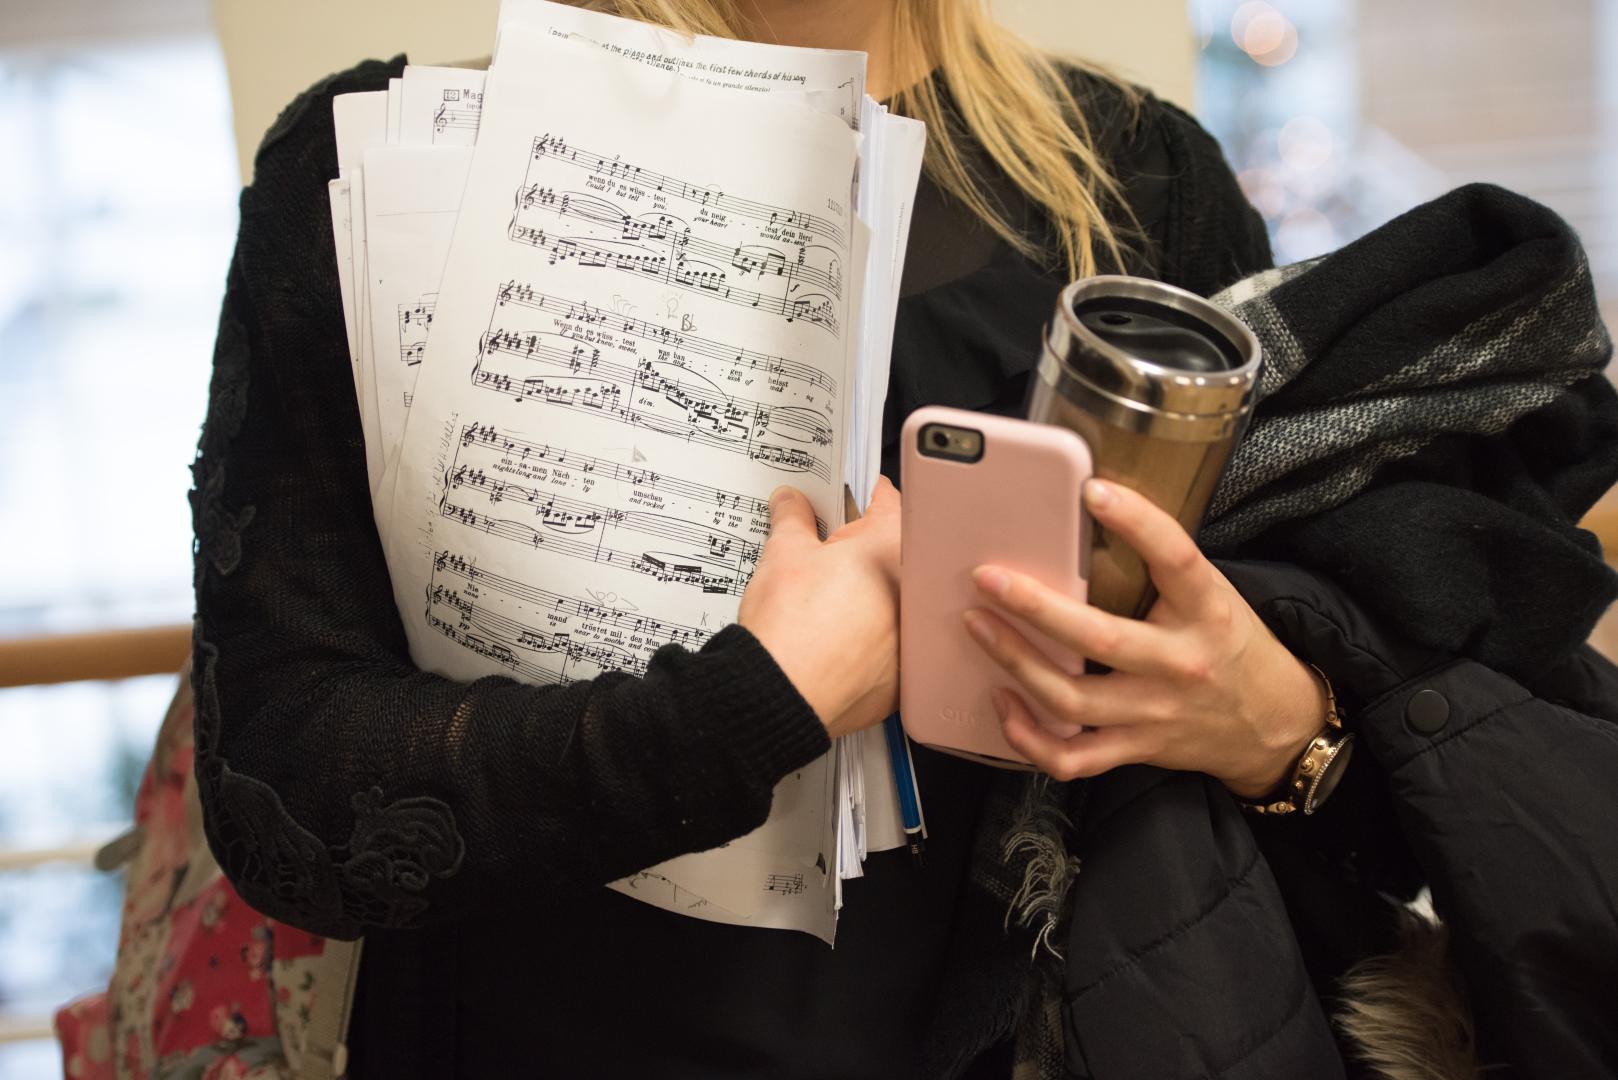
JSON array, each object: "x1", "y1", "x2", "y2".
[{"x1": 328, "y1": 0, "x2": 925, "y2": 944}]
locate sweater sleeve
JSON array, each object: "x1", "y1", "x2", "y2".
[{"x1": 190, "y1": 61, "x2": 830, "y2": 940}]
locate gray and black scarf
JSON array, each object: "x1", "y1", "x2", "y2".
[{"x1": 927, "y1": 184, "x2": 1617, "y2": 1080}]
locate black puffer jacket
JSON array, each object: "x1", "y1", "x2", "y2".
[
  {"x1": 1055, "y1": 558, "x2": 1618, "y2": 1078},
  {"x1": 1041, "y1": 189, "x2": 1618, "y2": 1080}
]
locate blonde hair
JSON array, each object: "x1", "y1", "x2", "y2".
[{"x1": 578, "y1": 0, "x2": 1141, "y2": 279}]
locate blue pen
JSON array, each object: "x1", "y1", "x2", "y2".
[
  {"x1": 882, "y1": 712, "x2": 926, "y2": 863},
  {"x1": 842, "y1": 487, "x2": 926, "y2": 863}
]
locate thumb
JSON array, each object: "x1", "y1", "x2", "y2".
[
  {"x1": 864, "y1": 475, "x2": 901, "y2": 519},
  {"x1": 765, "y1": 485, "x2": 818, "y2": 549}
]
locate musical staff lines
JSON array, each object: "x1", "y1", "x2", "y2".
[
  {"x1": 478, "y1": 328, "x2": 832, "y2": 446},
  {"x1": 530, "y1": 134, "x2": 845, "y2": 244},
  {"x1": 439, "y1": 421, "x2": 771, "y2": 599},
  {"x1": 431, "y1": 101, "x2": 481, "y2": 142},
  {"x1": 509, "y1": 135, "x2": 844, "y2": 335},
  {"x1": 506, "y1": 224, "x2": 839, "y2": 335},
  {"x1": 456, "y1": 422, "x2": 773, "y2": 517},
  {"x1": 454, "y1": 421, "x2": 829, "y2": 538},
  {"x1": 426, "y1": 549, "x2": 705, "y2": 683},
  {"x1": 764, "y1": 872, "x2": 807, "y2": 896},
  {"x1": 494, "y1": 279, "x2": 838, "y2": 395},
  {"x1": 424, "y1": 610, "x2": 563, "y2": 684},
  {"x1": 519, "y1": 187, "x2": 844, "y2": 298},
  {"x1": 433, "y1": 549, "x2": 707, "y2": 648},
  {"x1": 398, "y1": 295, "x2": 435, "y2": 366},
  {"x1": 440, "y1": 498, "x2": 748, "y2": 596},
  {"x1": 470, "y1": 284, "x2": 835, "y2": 483}
]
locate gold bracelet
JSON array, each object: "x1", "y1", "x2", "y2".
[{"x1": 1239, "y1": 664, "x2": 1355, "y2": 817}]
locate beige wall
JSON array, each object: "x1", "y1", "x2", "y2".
[
  {"x1": 212, "y1": 0, "x2": 499, "y2": 179},
  {"x1": 993, "y1": 0, "x2": 1196, "y2": 108},
  {"x1": 212, "y1": 0, "x2": 1194, "y2": 182}
]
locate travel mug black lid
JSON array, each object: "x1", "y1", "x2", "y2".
[
  {"x1": 1040, "y1": 276, "x2": 1262, "y2": 422},
  {"x1": 1074, "y1": 303, "x2": 1238, "y2": 373}
]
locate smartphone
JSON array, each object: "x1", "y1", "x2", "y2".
[{"x1": 900, "y1": 406, "x2": 1091, "y2": 769}]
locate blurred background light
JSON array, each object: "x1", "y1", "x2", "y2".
[
  {"x1": 1230, "y1": 1, "x2": 1299, "y2": 66},
  {"x1": 1278, "y1": 114, "x2": 1334, "y2": 171}
]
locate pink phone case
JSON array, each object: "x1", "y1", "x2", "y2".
[{"x1": 900, "y1": 406, "x2": 1091, "y2": 769}]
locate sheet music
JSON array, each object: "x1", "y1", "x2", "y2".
[
  {"x1": 361, "y1": 146, "x2": 473, "y2": 528},
  {"x1": 327, "y1": 178, "x2": 359, "y2": 366},
  {"x1": 849, "y1": 103, "x2": 926, "y2": 509},
  {"x1": 384, "y1": 27, "x2": 859, "y2": 941},
  {"x1": 399, "y1": 66, "x2": 487, "y2": 147},
  {"x1": 380, "y1": 7, "x2": 864, "y2": 519},
  {"x1": 329, "y1": 0, "x2": 927, "y2": 933},
  {"x1": 497, "y1": 0, "x2": 865, "y2": 121},
  {"x1": 395, "y1": 1, "x2": 866, "y2": 155},
  {"x1": 333, "y1": 91, "x2": 390, "y2": 495},
  {"x1": 386, "y1": 77, "x2": 403, "y2": 142}
]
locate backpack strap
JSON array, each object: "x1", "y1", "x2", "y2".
[{"x1": 300, "y1": 939, "x2": 364, "y2": 1080}]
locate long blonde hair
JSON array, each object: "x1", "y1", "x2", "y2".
[{"x1": 578, "y1": 0, "x2": 1140, "y2": 279}]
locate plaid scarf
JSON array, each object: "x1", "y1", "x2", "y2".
[{"x1": 951, "y1": 184, "x2": 1617, "y2": 1080}]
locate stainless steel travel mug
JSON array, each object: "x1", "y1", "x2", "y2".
[{"x1": 1025, "y1": 276, "x2": 1263, "y2": 619}]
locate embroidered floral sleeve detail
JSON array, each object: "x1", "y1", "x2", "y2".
[
  {"x1": 192, "y1": 467, "x2": 255, "y2": 579},
  {"x1": 193, "y1": 642, "x2": 464, "y2": 936},
  {"x1": 188, "y1": 128, "x2": 467, "y2": 935},
  {"x1": 190, "y1": 269, "x2": 255, "y2": 582},
  {"x1": 340, "y1": 788, "x2": 465, "y2": 924}
]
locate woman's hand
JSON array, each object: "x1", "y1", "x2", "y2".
[
  {"x1": 739, "y1": 478, "x2": 901, "y2": 740},
  {"x1": 963, "y1": 479, "x2": 1326, "y2": 797}
]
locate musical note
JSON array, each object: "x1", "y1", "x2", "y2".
[
  {"x1": 456, "y1": 422, "x2": 797, "y2": 521},
  {"x1": 509, "y1": 137, "x2": 844, "y2": 335},
  {"x1": 440, "y1": 421, "x2": 772, "y2": 597},
  {"x1": 764, "y1": 873, "x2": 807, "y2": 897},
  {"x1": 469, "y1": 283, "x2": 836, "y2": 482},
  {"x1": 397, "y1": 294, "x2": 436, "y2": 367},
  {"x1": 431, "y1": 101, "x2": 482, "y2": 143},
  {"x1": 529, "y1": 135, "x2": 847, "y2": 246},
  {"x1": 426, "y1": 546, "x2": 715, "y2": 684},
  {"x1": 491, "y1": 280, "x2": 837, "y2": 394}
]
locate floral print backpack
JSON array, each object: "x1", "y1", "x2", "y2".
[{"x1": 53, "y1": 661, "x2": 361, "y2": 1080}]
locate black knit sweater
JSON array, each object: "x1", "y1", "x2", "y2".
[{"x1": 190, "y1": 56, "x2": 1270, "y2": 1077}]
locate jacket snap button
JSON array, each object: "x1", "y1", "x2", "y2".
[{"x1": 1405, "y1": 689, "x2": 1450, "y2": 734}]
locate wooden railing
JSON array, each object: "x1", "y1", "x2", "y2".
[
  {"x1": 0, "y1": 624, "x2": 189, "y2": 1045},
  {"x1": 0, "y1": 624, "x2": 190, "y2": 690}
]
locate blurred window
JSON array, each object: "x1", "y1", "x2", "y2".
[
  {"x1": 0, "y1": 31, "x2": 237, "y2": 1077},
  {"x1": 1194, "y1": 0, "x2": 1618, "y2": 336}
]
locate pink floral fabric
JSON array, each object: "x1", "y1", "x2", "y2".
[{"x1": 54, "y1": 664, "x2": 337, "y2": 1080}]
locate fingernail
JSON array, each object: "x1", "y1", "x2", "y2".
[
  {"x1": 1040, "y1": 715, "x2": 1084, "y2": 739},
  {"x1": 962, "y1": 609, "x2": 997, "y2": 648},
  {"x1": 989, "y1": 688, "x2": 1009, "y2": 721},
  {"x1": 769, "y1": 485, "x2": 790, "y2": 509},
  {"x1": 1086, "y1": 479, "x2": 1114, "y2": 510},
  {"x1": 973, "y1": 566, "x2": 1011, "y2": 598}
]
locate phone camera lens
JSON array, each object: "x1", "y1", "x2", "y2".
[{"x1": 930, "y1": 430, "x2": 950, "y2": 449}]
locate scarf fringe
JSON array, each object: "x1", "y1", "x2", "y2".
[{"x1": 999, "y1": 775, "x2": 1081, "y2": 961}]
